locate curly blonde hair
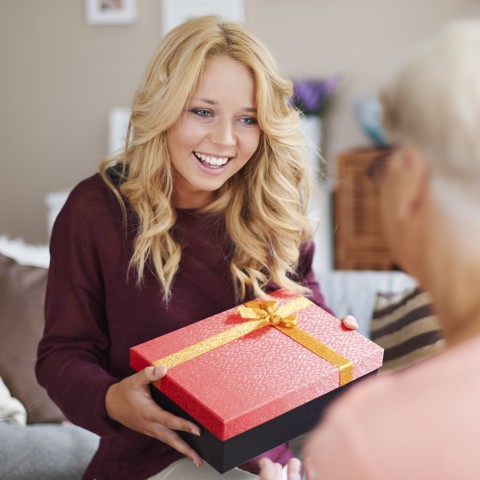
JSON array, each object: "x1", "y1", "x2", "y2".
[{"x1": 100, "y1": 15, "x2": 313, "y2": 301}]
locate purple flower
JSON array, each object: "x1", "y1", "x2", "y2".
[{"x1": 291, "y1": 74, "x2": 342, "y2": 116}]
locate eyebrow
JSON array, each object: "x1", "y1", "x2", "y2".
[{"x1": 192, "y1": 97, "x2": 257, "y2": 113}]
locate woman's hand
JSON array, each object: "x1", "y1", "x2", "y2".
[
  {"x1": 105, "y1": 365, "x2": 203, "y2": 467},
  {"x1": 259, "y1": 457, "x2": 317, "y2": 480},
  {"x1": 340, "y1": 315, "x2": 358, "y2": 330},
  {"x1": 259, "y1": 457, "x2": 316, "y2": 480}
]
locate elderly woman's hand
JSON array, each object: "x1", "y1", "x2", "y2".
[
  {"x1": 259, "y1": 457, "x2": 317, "y2": 480},
  {"x1": 259, "y1": 457, "x2": 300, "y2": 480}
]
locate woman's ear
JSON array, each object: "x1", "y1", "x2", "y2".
[
  {"x1": 395, "y1": 144, "x2": 429, "y2": 222},
  {"x1": 380, "y1": 144, "x2": 430, "y2": 276}
]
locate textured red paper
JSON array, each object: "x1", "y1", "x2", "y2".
[{"x1": 130, "y1": 290, "x2": 383, "y2": 441}]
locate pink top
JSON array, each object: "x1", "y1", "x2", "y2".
[{"x1": 305, "y1": 334, "x2": 480, "y2": 480}]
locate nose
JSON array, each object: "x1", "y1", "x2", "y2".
[{"x1": 210, "y1": 118, "x2": 236, "y2": 147}]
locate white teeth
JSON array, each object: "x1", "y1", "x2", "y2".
[{"x1": 195, "y1": 152, "x2": 229, "y2": 167}]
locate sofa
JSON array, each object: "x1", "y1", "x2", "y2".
[
  {"x1": 2, "y1": 234, "x2": 442, "y2": 479},
  {"x1": 0, "y1": 236, "x2": 99, "y2": 480}
]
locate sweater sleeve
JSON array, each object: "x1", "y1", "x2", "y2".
[{"x1": 35, "y1": 177, "x2": 123, "y2": 436}]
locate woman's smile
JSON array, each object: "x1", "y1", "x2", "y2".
[{"x1": 192, "y1": 151, "x2": 232, "y2": 169}]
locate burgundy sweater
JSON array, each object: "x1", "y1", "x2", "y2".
[{"x1": 36, "y1": 173, "x2": 332, "y2": 480}]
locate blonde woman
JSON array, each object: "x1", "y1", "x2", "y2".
[{"x1": 36, "y1": 16, "x2": 355, "y2": 480}]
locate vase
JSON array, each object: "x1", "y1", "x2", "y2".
[
  {"x1": 299, "y1": 115, "x2": 322, "y2": 178},
  {"x1": 299, "y1": 115, "x2": 333, "y2": 273}
]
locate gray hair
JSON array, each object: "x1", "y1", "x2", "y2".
[{"x1": 381, "y1": 20, "x2": 480, "y2": 219}]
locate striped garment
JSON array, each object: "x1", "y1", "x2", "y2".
[{"x1": 370, "y1": 286, "x2": 445, "y2": 372}]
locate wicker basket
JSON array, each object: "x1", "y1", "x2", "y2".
[{"x1": 334, "y1": 148, "x2": 394, "y2": 270}]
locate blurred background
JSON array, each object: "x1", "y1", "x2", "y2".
[{"x1": 1, "y1": 0, "x2": 479, "y2": 249}]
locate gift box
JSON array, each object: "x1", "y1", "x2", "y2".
[{"x1": 130, "y1": 289, "x2": 383, "y2": 473}]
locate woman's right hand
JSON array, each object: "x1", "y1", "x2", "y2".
[{"x1": 105, "y1": 365, "x2": 203, "y2": 467}]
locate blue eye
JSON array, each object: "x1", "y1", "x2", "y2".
[
  {"x1": 191, "y1": 109, "x2": 212, "y2": 118},
  {"x1": 240, "y1": 117, "x2": 258, "y2": 125}
]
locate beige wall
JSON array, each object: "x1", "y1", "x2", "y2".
[{"x1": 1, "y1": 0, "x2": 478, "y2": 243}]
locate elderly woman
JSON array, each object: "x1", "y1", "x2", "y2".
[{"x1": 261, "y1": 19, "x2": 480, "y2": 480}]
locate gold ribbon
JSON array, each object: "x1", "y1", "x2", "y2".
[{"x1": 153, "y1": 297, "x2": 353, "y2": 386}]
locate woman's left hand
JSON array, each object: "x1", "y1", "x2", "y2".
[{"x1": 340, "y1": 315, "x2": 358, "y2": 330}]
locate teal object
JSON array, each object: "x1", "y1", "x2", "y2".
[{"x1": 354, "y1": 95, "x2": 389, "y2": 147}]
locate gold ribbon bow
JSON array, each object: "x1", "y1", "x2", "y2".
[
  {"x1": 153, "y1": 296, "x2": 353, "y2": 386},
  {"x1": 237, "y1": 299, "x2": 299, "y2": 328}
]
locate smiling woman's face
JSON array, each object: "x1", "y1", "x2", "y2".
[{"x1": 167, "y1": 55, "x2": 261, "y2": 209}]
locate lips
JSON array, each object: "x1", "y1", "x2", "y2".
[{"x1": 193, "y1": 151, "x2": 232, "y2": 168}]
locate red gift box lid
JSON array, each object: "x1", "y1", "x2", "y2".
[{"x1": 130, "y1": 290, "x2": 383, "y2": 441}]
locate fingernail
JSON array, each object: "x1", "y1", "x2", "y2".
[
  {"x1": 190, "y1": 427, "x2": 201, "y2": 436},
  {"x1": 154, "y1": 365, "x2": 167, "y2": 376},
  {"x1": 346, "y1": 315, "x2": 358, "y2": 327},
  {"x1": 193, "y1": 458, "x2": 202, "y2": 468}
]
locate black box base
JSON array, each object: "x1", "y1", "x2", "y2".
[{"x1": 150, "y1": 370, "x2": 376, "y2": 473}]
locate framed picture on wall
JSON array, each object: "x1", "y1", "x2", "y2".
[
  {"x1": 160, "y1": 0, "x2": 245, "y2": 35},
  {"x1": 85, "y1": 0, "x2": 137, "y2": 26}
]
